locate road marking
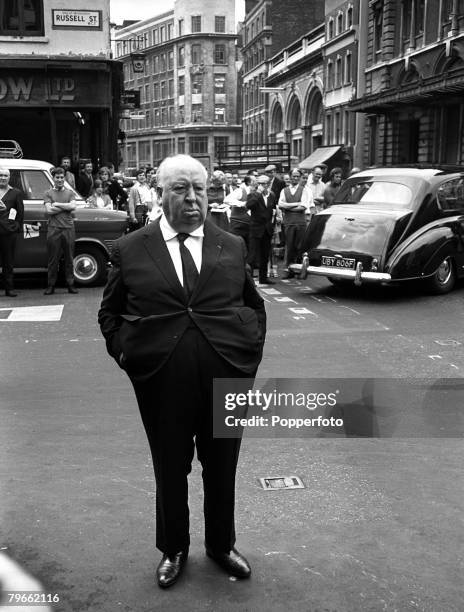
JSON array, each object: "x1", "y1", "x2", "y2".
[
  {"x1": 428, "y1": 355, "x2": 443, "y2": 360},
  {"x1": 260, "y1": 288, "x2": 282, "y2": 295},
  {"x1": 337, "y1": 305, "x2": 361, "y2": 315},
  {"x1": 0, "y1": 305, "x2": 64, "y2": 322},
  {"x1": 434, "y1": 339, "x2": 462, "y2": 346},
  {"x1": 274, "y1": 296, "x2": 296, "y2": 303},
  {"x1": 289, "y1": 307, "x2": 317, "y2": 315},
  {"x1": 292, "y1": 316, "x2": 306, "y2": 320}
]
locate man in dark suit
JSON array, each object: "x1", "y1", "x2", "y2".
[
  {"x1": 246, "y1": 174, "x2": 276, "y2": 286},
  {"x1": 0, "y1": 167, "x2": 24, "y2": 297},
  {"x1": 98, "y1": 155, "x2": 266, "y2": 589},
  {"x1": 264, "y1": 164, "x2": 286, "y2": 201},
  {"x1": 76, "y1": 160, "x2": 94, "y2": 199}
]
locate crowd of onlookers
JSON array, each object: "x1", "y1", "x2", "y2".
[{"x1": 62, "y1": 156, "x2": 355, "y2": 284}]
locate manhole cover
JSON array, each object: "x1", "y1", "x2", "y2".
[{"x1": 259, "y1": 476, "x2": 304, "y2": 490}]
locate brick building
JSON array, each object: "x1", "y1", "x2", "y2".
[
  {"x1": 240, "y1": 0, "x2": 324, "y2": 146},
  {"x1": 0, "y1": 0, "x2": 121, "y2": 167},
  {"x1": 350, "y1": 0, "x2": 464, "y2": 167},
  {"x1": 114, "y1": 0, "x2": 241, "y2": 172}
]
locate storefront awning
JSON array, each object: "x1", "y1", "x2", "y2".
[{"x1": 298, "y1": 146, "x2": 341, "y2": 170}]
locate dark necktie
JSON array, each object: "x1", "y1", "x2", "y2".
[{"x1": 177, "y1": 233, "x2": 199, "y2": 298}]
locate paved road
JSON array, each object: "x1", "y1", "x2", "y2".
[{"x1": 0, "y1": 275, "x2": 463, "y2": 611}]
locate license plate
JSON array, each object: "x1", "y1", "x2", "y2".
[{"x1": 321, "y1": 256, "x2": 356, "y2": 269}]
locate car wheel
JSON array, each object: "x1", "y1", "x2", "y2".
[
  {"x1": 73, "y1": 245, "x2": 107, "y2": 286},
  {"x1": 426, "y1": 256, "x2": 456, "y2": 294}
]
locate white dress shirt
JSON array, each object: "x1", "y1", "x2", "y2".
[{"x1": 159, "y1": 214, "x2": 204, "y2": 287}]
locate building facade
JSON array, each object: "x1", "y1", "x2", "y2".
[
  {"x1": 0, "y1": 0, "x2": 121, "y2": 166},
  {"x1": 240, "y1": 0, "x2": 325, "y2": 147},
  {"x1": 351, "y1": 0, "x2": 464, "y2": 168},
  {"x1": 114, "y1": 0, "x2": 241, "y2": 172},
  {"x1": 265, "y1": 25, "x2": 325, "y2": 165}
]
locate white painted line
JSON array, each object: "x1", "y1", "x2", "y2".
[
  {"x1": 449, "y1": 363, "x2": 459, "y2": 370},
  {"x1": 428, "y1": 355, "x2": 443, "y2": 360},
  {"x1": 274, "y1": 296, "x2": 296, "y2": 303},
  {"x1": 289, "y1": 307, "x2": 316, "y2": 315},
  {"x1": 292, "y1": 316, "x2": 306, "y2": 320},
  {"x1": 325, "y1": 296, "x2": 337, "y2": 303},
  {"x1": 260, "y1": 288, "x2": 282, "y2": 295},
  {"x1": 309, "y1": 295, "x2": 325, "y2": 302},
  {"x1": 0, "y1": 305, "x2": 64, "y2": 322},
  {"x1": 338, "y1": 305, "x2": 361, "y2": 315}
]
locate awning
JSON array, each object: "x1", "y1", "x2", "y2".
[{"x1": 298, "y1": 146, "x2": 341, "y2": 170}]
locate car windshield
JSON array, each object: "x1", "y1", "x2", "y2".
[{"x1": 334, "y1": 180, "x2": 413, "y2": 209}]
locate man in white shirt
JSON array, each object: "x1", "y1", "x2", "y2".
[
  {"x1": 278, "y1": 168, "x2": 313, "y2": 278},
  {"x1": 307, "y1": 165, "x2": 326, "y2": 212}
]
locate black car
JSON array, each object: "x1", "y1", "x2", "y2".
[{"x1": 290, "y1": 168, "x2": 464, "y2": 294}]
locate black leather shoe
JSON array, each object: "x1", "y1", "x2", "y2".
[
  {"x1": 67, "y1": 285, "x2": 79, "y2": 294},
  {"x1": 259, "y1": 279, "x2": 276, "y2": 285},
  {"x1": 206, "y1": 547, "x2": 251, "y2": 578},
  {"x1": 43, "y1": 286, "x2": 55, "y2": 295},
  {"x1": 5, "y1": 291, "x2": 18, "y2": 297},
  {"x1": 156, "y1": 551, "x2": 188, "y2": 588}
]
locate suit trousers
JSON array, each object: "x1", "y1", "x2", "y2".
[
  {"x1": 0, "y1": 233, "x2": 18, "y2": 291},
  {"x1": 46, "y1": 226, "x2": 75, "y2": 287},
  {"x1": 284, "y1": 224, "x2": 306, "y2": 268},
  {"x1": 132, "y1": 326, "x2": 249, "y2": 556},
  {"x1": 247, "y1": 233, "x2": 272, "y2": 283}
]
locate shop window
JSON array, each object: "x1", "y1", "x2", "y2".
[
  {"x1": 1, "y1": 0, "x2": 44, "y2": 36},
  {"x1": 215, "y1": 16, "x2": 225, "y2": 33},
  {"x1": 214, "y1": 44, "x2": 226, "y2": 64},
  {"x1": 191, "y1": 15, "x2": 201, "y2": 33}
]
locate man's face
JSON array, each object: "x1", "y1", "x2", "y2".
[
  {"x1": 85, "y1": 162, "x2": 93, "y2": 174},
  {"x1": 312, "y1": 168, "x2": 323, "y2": 183},
  {"x1": 162, "y1": 161, "x2": 207, "y2": 232},
  {"x1": 300, "y1": 174, "x2": 308, "y2": 186},
  {"x1": 333, "y1": 173, "x2": 342, "y2": 185},
  {"x1": 258, "y1": 181, "x2": 269, "y2": 194},
  {"x1": 290, "y1": 172, "x2": 301, "y2": 186},
  {"x1": 224, "y1": 173, "x2": 233, "y2": 185},
  {"x1": 283, "y1": 174, "x2": 291, "y2": 186},
  {"x1": 136, "y1": 172, "x2": 146, "y2": 184},
  {"x1": 53, "y1": 172, "x2": 66, "y2": 189},
  {"x1": 61, "y1": 158, "x2": 71, "y2": 170},
  {"x1": 0, "y1": 169, "x2": 10, "y2": 189}
]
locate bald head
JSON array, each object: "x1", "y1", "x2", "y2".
[
  {"x1": 0, "y1": 167, "x2": 10, "y2": 188},
  {"x1": 157, "y1": 155, "x2": 207, "y2": 189}
]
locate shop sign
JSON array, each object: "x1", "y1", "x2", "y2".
[
  {"x1": 0, "y1": 72, "x2": 110, "y2": 107},
  {"x1": 52, "y1": 10, "x2": 102, "y2": 30}
]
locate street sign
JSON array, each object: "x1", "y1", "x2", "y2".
[{"x1": 121, "y1": 89, "x2": 140, "y2": 109}]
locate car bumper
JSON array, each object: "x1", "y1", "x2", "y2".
[{"x1": 289, "y1": 261, "x2": 392, "y2": 284}]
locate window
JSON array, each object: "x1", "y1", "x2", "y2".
[
  {"x1": 168, "y1": 51, "x2": 174, "y2": 70},
  {"x1": 179, "y1": 107, "x2": 185, "y2": 124},
  {"x1": 192, "y1": 104, "x2": 203, "y2": 122},
  {"x1": 153, "y1": 83, "x2": 160, "y2": 100},
  {"x1": 347, "y1": 6, "x2": 353, "y2": 28},
  {"x1": 335, "y1": 112, "x2": 341, "y2": 143},
  {"x1": 328, "y1": 18, "x2": 334, "y2": 39},
  {"x1": 214, "y1": 44, "x2": 226, "y2": 64},
  {"x1": 336, "y1": 56, "x2": 342, "y2": 87},
  {"x1": 153, "y1": 56, "x2": 159, "y2": 73},
  {"x1": 192, "y1": 74, "x2": 203, "y2": 94},
  {"x1": 153, "y1": 28, "x2": 159, "y2": 44},
  {"x1": 1, "y1": 0, "x2": 44, "y2": 36},
  {"x1": 167, "y1": 23, "x2": 173, "y2": 39},
  {"x1": 215, "y1": 16, "x2": 226, "y2": 33},
  {"x1": 214, "y1": 136, "x2": 229, "y2": 158},
  {"x1": 191, "y1": 44, "x2": 202, "y2": 64},
  {"x1": 374, "y1": 7, "x2": 383, "y2": 54},
  {"x1": 168, "y1": 106, "x2": 174, "y2": 124},
  {"x1": 144, "y1": 84, "x2": 150, "y2": 102},
  {"x1": 178, "y1": 137, "x2": 185, "y2": 153},
  {"x1": 191, "y1": 15, "x2": 201, "y2": 33},
  {"x1": 214, "y1": 75, "x2": 226, "y2": 94},
  {"x1": 154, "y1": 109, "x2": 160, "y2": 126},
  {"x1": 168, "y1": 79, "x2": 174, "y2": 97},
  {"x1": 178, "y1": 46, "x2": 185, "y2": 67},
  {"x1": 189, "y1": 136, "x2": 208, "y2": 154},
  {"x1": 160, "y1": 54, "x2": 166, "y2": 72},
  {"x1": 344, "y1": 110, "x2": 351, "y2": 145},
  {"x1": 327, "y1": 61, "x2": 334, "y2": 90},
  {"x1": 437, "y1": 178, "x2": 464, "y2": 211},
  {"x1": 214, "y1": 106, "x2": 225, "y2": 122},
  {"x1": 160, "y1": 81, "x2": 167, "y2": 99},
  {"x1": 160, "y1": 26, "x2": 165, "y2": 42},
  {"x1": 337, "y1": 12, "x2": 343, "y2": 34},
  {"x1": 414, "y1": 0, "x2": 425, "y2": 36},
  {"x1": 178, "y1": 19, "x2": 183, "y2": 36},
  {"x1": 326, "y1": 114, "x2": 332, "y2": 144},
  {"x1": 178, "y1": 75, "x2": 185, "y2": 96},
  {"x1": 161, "y1": 107, "x2": 168, "y2": 126},
  {"x1": 345, "y1": 52, "x2": 352, "y2": 83}
]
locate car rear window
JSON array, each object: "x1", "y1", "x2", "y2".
[{"x1": 335, "y1": 181, "x2": 413, "y2": 209}]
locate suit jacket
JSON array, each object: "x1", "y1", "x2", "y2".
[
  {"x1": 77, "y1": 172, "x2": 94, "y2": 199},
  {"x1": 246, "y1": 191, "x2": 276, "y2": 239},
  {"x1": 270, "y1": 177, "x2": 286, "y2": 200},
  {"x1": 98, "y1": 218, "x2": 266, "y2": 382},
  {"x1": 0, "y1": 187, "x2": 24, "y2": 236}
]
